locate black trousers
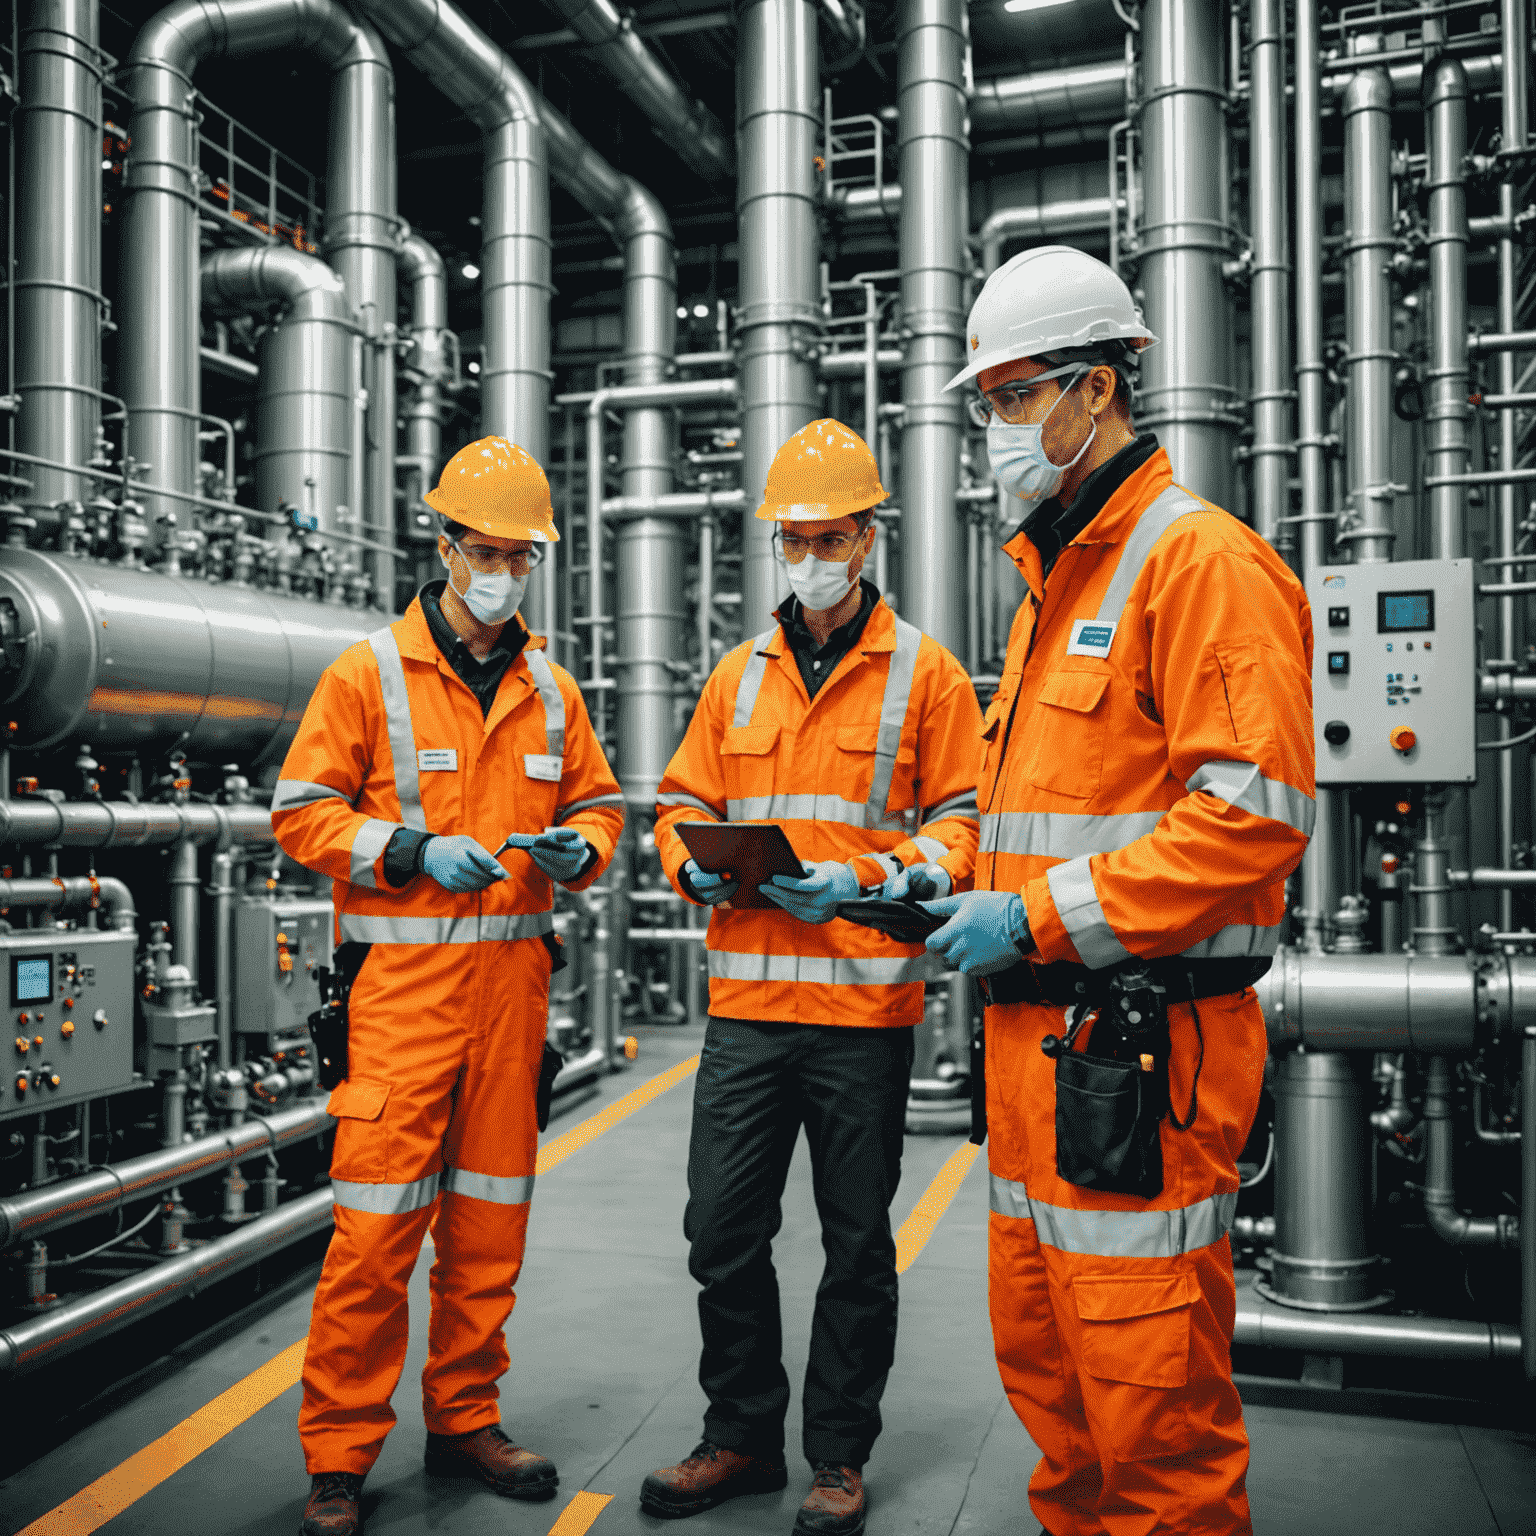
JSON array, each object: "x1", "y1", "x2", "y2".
[{"x1": 683, "y1": 1016, "x2": 914, "y2": 1469}]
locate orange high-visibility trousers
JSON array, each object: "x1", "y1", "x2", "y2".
[{"x1": 297, "y1": 934, "x2": 548, "y2": 1475}]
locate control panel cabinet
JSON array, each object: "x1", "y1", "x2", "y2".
[
  {"x1": 1, "y1": 928, "x2": 136, "y2": 1120},
  {"x1": 1309, "y1": 558, "x2": 1475, "y2": 785},
  {"x1": 234, "y1": 895, "x2": 333, "y2": 1048}
]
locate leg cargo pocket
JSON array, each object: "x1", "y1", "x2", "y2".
[
  {"x1": 326, "y1": 1076, "x2": 390, "y2": 1184},
  {"x1": 1071, "y1": 1272, "x2": 1197, "y2": 1463}
]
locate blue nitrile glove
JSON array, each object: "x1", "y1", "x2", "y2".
[
  {"x1": 681, "y1": 859, "x2": 739, "y2": 906},
  {"x1": 762, "y1": 860, "x2": 861, "y2": 924},
  {"x1": 920, "y1": 891, "x2": 1031, "y2": 976},
  {"x1": 526, "y1": 826, "x2": 591, "y2": 884},
  {"x1": 422, "y1": 834, "x2": 511, "y2": 893},
  {"x1": 881, "y1": 861, "x2": 953, "y2": 901}
]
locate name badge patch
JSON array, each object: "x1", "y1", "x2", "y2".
[
  {"x1": 524, "y1": 753, "x2": 563, "y2": 783},
  {"x1": 1066, "y1": 619, "x2": 1118, "y2": 658},
  {"x1": 417, "y1": 749, "x2": 458, "y2": 772}
]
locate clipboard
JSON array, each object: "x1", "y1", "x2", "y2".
[{"x1": 676, "y1": 822, "x2": 804, "y2": 910}]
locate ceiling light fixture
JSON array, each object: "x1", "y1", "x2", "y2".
[
  {"x1": 677, "y1": 305, "x2": 689, "y2": 319},
  {"x1": 461, "y1": 262, "x2": 480, "y2": 280},
  {"x1": 467, "y1": 360, "x2": 481, "y2": 375},
  {"x1": 1003, "y1": 0, "x2": 1074, "y2": 11},
  {"x1": 692, "y1": 303, "x2": 710, "y2": 319}
]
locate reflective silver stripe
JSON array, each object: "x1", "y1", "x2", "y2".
[
  {"x1": 1179, "y1": 923, "x2": 1282, "y2": 960},
  {"x1": 1093, "y1": 488, "x2": 1206, "y2": 627},
  {"x1": 912, "y1": 836, "x2": 948, "y2": 862},
  {"x1": 980, "y1": 809, "x2": 1166, "y2": 860},
  {"x1": 349, "y1": 818, "x2": 398, "y2": 889},
  {"x1": 866, "y1": 617, "x2": 922, "y2": 822},
  {"x1": 337, "y1": 910, "x2": 555, "y2": 945},
  {"x1": 523, "y1": 646, "x2": 566, "y2": 757},
  {"x1": 727, "y1": 793, "x2": 872, "y2": 827},
  {"x1": 1185, "y1": 760, "x2": 1316, "y2": 837},
  {"x1": 732, "y1": 629, "x2": 779, "y2": 728},
  {"x1": 989, "y1": 1172, "x2": 1237, "y2": 1258},
  {"x1": 441, "y1": 1167, "x2": 535, "y2": 1205},
  {"x1": 925, "y1": 791, "x2": 980, "y2": 823},
  {"x1": 369, "y1": 627, "x2": 427, "y2": 833},
  {"x1": 708, "y1": 949, "x2": 935, "y2": 985},
  {"x1": 271, "y1": 779, "x2": 350, "y2": 812},
  {"x1": 331, "y1": 1172, "x2": 440, "y2": 1216},
  {"x1": 657, "y1": 792, "x2": 724, "y2": 820},
  {"x1": 1045, "y1": 856, "x2": 1133, "y2": 968},
  {"x1": 556, "y1": 792, "x2": 627, "y2": 823}
]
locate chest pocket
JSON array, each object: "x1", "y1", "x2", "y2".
[
  {"x1": 721, "y1": 724, "x2": 780, "y2": 807},
  {"x1": 833, "y1": 723, "x2": 915, "y2": 817},
  {"x1": 1018, "y1": 671, "x2": 1112, "y2": 801}
]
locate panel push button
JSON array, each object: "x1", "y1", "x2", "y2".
[
  {"x1": 1390, "y1": 726, "x2": 1417, "y2": 754},
  {"x1": 1324, "y1": 721, "x2": 1351, "y2": 746},
  {"x1": 1328, "y1": 606, "x2": 1350, "y2": 628}
]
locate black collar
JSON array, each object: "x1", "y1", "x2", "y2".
[
  {"x1": 775, "y1": 578, "x2": 879, "y2": 657},
  {"x1": 419, "y1": 580, "x2": 527, "y2": 670},
  {"x1": 1017, "y1": 432, "x2": 1161, "y2": 574}
]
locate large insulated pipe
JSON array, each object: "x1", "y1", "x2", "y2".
[
  {"x1": 1339, "y1": 65, "x2": 1397, "y2": 562},
  {"x1": 1265, "y1": 1052, "x2": 1383, "y2": 1310},
  {"x1": 0, "y1": 1186, "x2": 334, "y2": 1374},
  {"x1": 1247, "y1": 0, "x2": 1291, "y2": 550},
  {"x1": 0, "y1": 875, "x2": 136, "y2": 929},
  {"x1": 397, "y1": 232, "x2": 450, "y2": 520},
  {"x1": 897, "y1": 0, "x2": 968, "y2": 656},
  {"x1": 530, "y1": 0, "x2": 732, "y2": 183},
  {"x1": 738, "y1": 0, "x2": 821, "y2": 625},
  {"x1": 1424, "y1": 60, "x2": 1471, "y2": 562},
  {"x1": 1136, "y1": 0, "x2": 1235, "y2": 506},
  {"x1": 979, "y1": 197, "x2": 1116, "y2": 274},
  {"x1": 970, "y1": 58, "x2": 1127, "y2": 139},
  {"x1": 15, "y1": 0, "x2": 104, "y2": 516},
  {"x1": 0, "y1": 800, "x2": 275, "y2": 846},
  {"x1": 119, "y1": 0, "x2": 393, "y2": 545},
  {"x1": 0, "y1": 1102, "x2": 332, "y2": 1249},
  {"x1": 200, "y1": 248, "x2": 353, "y2": 534}
]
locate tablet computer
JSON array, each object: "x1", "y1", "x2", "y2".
[
  {"x1": 833, "y1": 898, "x2": 948, "y2": 944},
  {"x1": 676, "y1": 822, "x2": 804, "y2": 910}
]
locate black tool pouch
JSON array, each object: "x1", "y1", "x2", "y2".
[
  {"x1": 306, "y1": 941, "x2": 372, "y2": 1091},
  {"x1": 1053, "y1": 1047, "x2": 1165, "y2": 1198},
  {"x1": 969, "y1": 1014, "x2": 987, "y2": 1146},
  {"x1": 536, "y1": 1041, "x2": 564, "y2": 1132}
]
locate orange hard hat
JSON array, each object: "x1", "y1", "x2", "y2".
[
  {"x1": 422, "y1": 435, "x2": 560, "y2": 542},
  {"x1": 755, "y1": 419, "x2": 888, "y2": 522}
]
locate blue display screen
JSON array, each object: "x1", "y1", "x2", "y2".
[
  {"x1": 13, "y1": 956, "x2": 50, "y2": 1003},
  {"x1": 1378, "y1": 589, "x2": 1434, "y2": 633}
]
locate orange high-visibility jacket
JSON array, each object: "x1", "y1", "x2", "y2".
[
  {"x1": 979, "y1": 447, "x2": 1315, "y2": 967},
  {"x1": 272, "y1": 600, "x2": 625, "y2": 950},
  {"x1": 655, "y1": 597, "x2": 982, "y2": 1027}
]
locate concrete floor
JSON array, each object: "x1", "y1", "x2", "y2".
[{"x1": 4, "y1": 1020, "x2": 1534, "y2": 1536}]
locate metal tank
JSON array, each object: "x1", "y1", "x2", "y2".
[{"x1": 0, "y1": 550, "x2": 380, "y2": 764}]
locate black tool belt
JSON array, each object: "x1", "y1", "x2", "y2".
[
  {"x1": 306, "y1": 941, "x2": 372, "y2": 1091},
  {"x1": 981, "y1": 954, "x2": 1271, "y2": 1010}
]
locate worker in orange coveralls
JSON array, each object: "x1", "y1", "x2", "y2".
[
  {"x1": 906, "y1": 248, "x2": 1314, "y2": 1536},
  {"x1": 642, "y1": 419, "x2": 982, "y2": 1536},
  {"x1": 271, "y1": 437, "x2": 625, "y2": 1536}
]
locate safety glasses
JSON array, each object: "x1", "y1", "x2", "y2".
[
  {"x1": 774, "y1": 527, "x2": 870, "y2": 564},
  {"x1": 967, "y1": 363, "x2": 1087, "y2": 428},
  {"x1": 450, "y1": 538, "x2": 542, "y2": 575}
]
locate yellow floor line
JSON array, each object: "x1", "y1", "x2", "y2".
[
  {"x1": 547, "y1": 1490, "x2": 615, "y2": 1534},
  {"x1": 20, "y1": 1054, "x2": 700, "y2": 1536},
  {"x1": 894, "y1": 1140, "x2": 982, "y2": 1274},
  {"x1": 16, "y1": 1339, "x2": 309, "y2": 1536}
]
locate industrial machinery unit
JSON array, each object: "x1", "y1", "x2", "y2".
[{"x1": 0, "y1": 0, "x2": 1529, "y2": 1423}]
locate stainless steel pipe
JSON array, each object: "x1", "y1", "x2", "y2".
[
  {"x1": 737, "y1": 0, "x2": 821, "y2": 626},
  {"x1": 0, "y1": 1186, "x2": 334, "y2": 1374},
  {"x1": 15, "y1": 0, "x2": 104, "y2": 515},
  {"x1": 0, "y1": 874, "x2": 136, "y2": 929},
  {"x1": 0, "y1": 1101, "x2": 333, "y2": 1248},
  {"x1": 397, "y1": 232, "x2": 450, "y2": 519},
  {"x1": 970, "y1": 58, "x2": 1126, "y2": 141},
  {"x1": 1450, "y1": 867, "x2": 1536, "y2": 889},
  {"x1": 200, "y1": 248, "x2": 354, "y2": 536},
  {"x1": 0, "y1": 799, "x2": 273, "y2": 847},
  {"x1": 897, "y1": 0, "x2": 968, "y2": 656},
  {"x1": 978, "y1": 197, "x2": 1116, "y2": 274},
  {"x1": 1339, "y1": 65, "x2": 1397, "y2": 562},
  {"x1": 1247, "y1": 0, "x2": 1292, "y2": 550},
  {"x1": 1524, "y1": 1025, "x2": 1536, "y2": 1380},
  {"x1": 1136, "y1": 0, "x2": 1236, "y2": 506},
  {"x1": 1423, "y1": 1056, "x2": 1519, "y2": 1250}
]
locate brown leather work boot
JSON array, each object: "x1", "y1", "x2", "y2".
[
  {"x1": 640, "y1": 1439, "x2": 789, "y2": 1518},
  {"x1": 299, "y1": 1472, "x2": 364, "y2": 1536},
  {"x1": 793, "y1": 1464, "x2": 866, "y2": 1536},
  {"x1": 423, "y1": 1424, "x2": 558, "y2": 1501}
]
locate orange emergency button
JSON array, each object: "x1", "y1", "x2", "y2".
[
  {"x1": 60, "y1": 1021, "x2": 74, "y2": 1038},
  {"x1": 14, "y1": 1036, "x2": 27, "y2": 1055},
  {"x1": 1390, "y1": 726, "x2": 1417, "y2": 754}
]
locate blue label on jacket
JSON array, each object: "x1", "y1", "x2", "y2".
[{"x1": 1066, "y1": 619, "x2": 1118, "y2": 658}]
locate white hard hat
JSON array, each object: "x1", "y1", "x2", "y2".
[{"x1": 944, "y1": 245, "x2": 1158, "y2": 393}]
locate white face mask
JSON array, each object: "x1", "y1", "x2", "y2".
[
  {"x1": 443, "y1": 542, "x2": 526, "y2": 625},
  {"x1": 782, "y1": 550, "x2": 860, "y2": 613},
  {"x1": 986, "y1": 374, "x2": 1096, "y2": 502}
]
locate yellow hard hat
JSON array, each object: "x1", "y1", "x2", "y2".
[
  {"x1": 423, "y1": 435, "x2": 560, "y2": 542},
  {"x1": 755, "y1": 419, "x2": 888, "y2": 522}
]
